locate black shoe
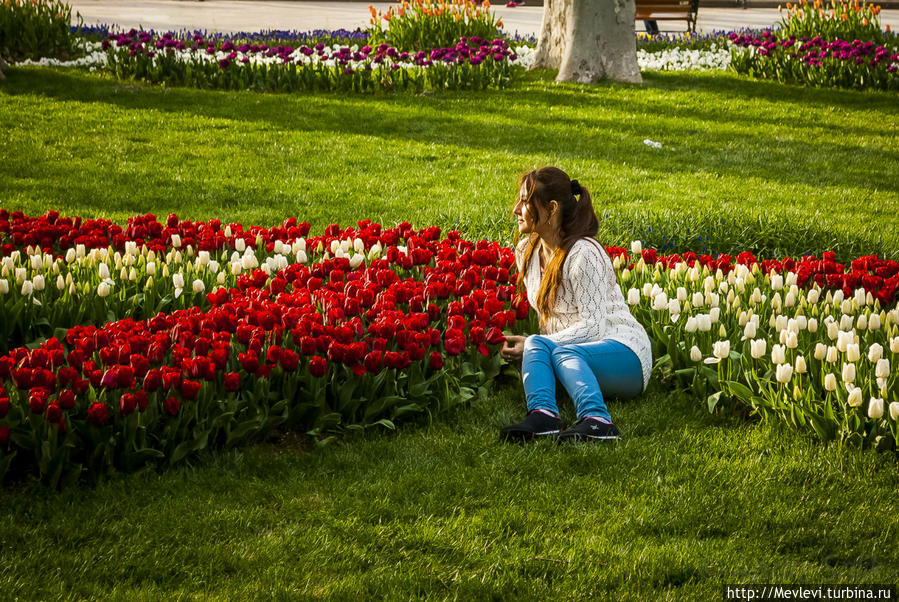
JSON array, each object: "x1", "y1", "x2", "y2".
[
  {"x1": 500, "y1": 410, "x2": 563, "y2": 441},
  {"x1": 557, "y1": 419, "x2": 621, "y2": 442}
]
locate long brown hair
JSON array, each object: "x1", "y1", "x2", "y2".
[{"x1": 514, "y1": 167, "x2": 600, "y2": 323}]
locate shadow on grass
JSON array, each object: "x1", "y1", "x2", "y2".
[{"x1": 3, "y1": 67, "x2": 898, "y2": 197}]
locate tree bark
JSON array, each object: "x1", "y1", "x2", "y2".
[{"x1": 530, "y1": 0, "x2": 642, "y2": 85}]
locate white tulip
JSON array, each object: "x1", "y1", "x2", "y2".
[
  {"x1": 354, "y1": 238, "x2": 365, "y2": 254},
  {"x1": 868, "y1": 313, "x2": 881, "y2": 330},
  {"x1": 713, "y1": 340, "x2": 730, "y2": 360},
  {"x1": 173, "y1": 273, "x2": 185, "y2": 289},
  {"x1": 856, "y1": 314, "x2": 867, "y2": 331},
  {"x1": 224, "y1": 225, "x2": 232, "y2": 238},
  {"x1": 839, "y1": 313, "x2": 853, "y2": 332},
  {"x1": 795, "y1": 356, "x2": 807, "y2": 374},
  {"x1": 750, "y1": 288, "x2": 762, "y2": 304},
  {"x1": 875, "y1": 359, "x2": 890, "y2": 379},
  {"x1": 868, "y1": 343, "x2": 884, "y2": 363},
  {"x1": 842, "y1": 362, "x2": 856, "y2": 384},
  {"x1": 847, "y1": 387, "x2": 863, "y2": 408},
  {"x1": 340, "y1": 239, "x2": 351, "y2": 254},
  {"x1": 171, "y1": 234, "x2": 182, "y2": 248},
  {"x1": 273, "y1": 240, "x2": 285, "y2": 256},
  {"x1": 743, "y1": 321, "x2": 757, "y2": 340},
  {"x1": 630, "y1": 240, "x2": 642, "y2": 254},
  {"x1": 652, "y1": 292, "x2": 668, "y2": 311},
  {"x1": 367, "y1": 243, "x2": 382, "y2": 261},
  {"x1": 56, "y1": 275, "x2": 65, "y2": 290},
  {"x1": 676, "y1": 287, "x2": 687, "y2": 302},
  {"x1": 668, "y1": 299, "x2": 681, "y2": 316},
  {"x1": 691, "y1": 292, "x2": 704, "y2": 308},
  {"x1": 807, "y1": 288, "x2": 820, "y2": 304},
  {"x1": 784, "y1": 291, "x2": 796, "y2": 308},
  {"x1": 771, "y1": 344, "x2": 786, "y2": 365},
  {"x1": 697, "y1": 314, "x2": 712, "y2": 332},
  {"x1": 231, "y1": 263, "x2": 242, "y2": 276},
  {"x1": 891, "y1": 337, "x2": 899, "y2": 354},
  {"x1": 832, "y1": 289, "x2": 844, "y2": 305},
  {"x1": 97, "y1": 282, "x2": 110, "y2": 298},
  {"x1": 216, "y1": 271, "x2": 226, "y2": 285},
  {"x1": 235, "y1": 238, "x2": 246, "y2": 253},
  {"x1": 684, "y1": 317, "x2": 697, "y2": 333},
  {"x1": 807, "y1": 318, "x2": 818, "y2": 333},
  {"x1": 192, "y1": 279, "x2": 205, "y2": 294},
  {"x1": 198, "y1": 250, "x2": 210, "y2": 266},
  {"x1": 32, "y1": 275, "x2": 45, "y2": 291},
  {"x1": 21, "y1": 280, "x2": 33, "y2": 295},
  {"x1": 242, "y1": 255, "x2": 256, "y2": 270},
  {"x1": 349, "y1": 253, "x2": 365, "y2": 269},
  {"x1": 785, "y1": 331, "x2": 798, "y2": 349},
  {"x1": 814, "y1": 343, "x2": 827, "y2": 360},
  {"x1": 330, "y1": 240, "x2": 340, "y2": 255},
  {"x1": 826, "y1": 321, "x2": 839, "y2": 341},
  {"x1": 641, "y1": 283, "x2": 653, "y2": 298},
  {"x1": 776, "y1": 363, "x2": 793, "y2": 383},
  {"x1": 750, "y1": 339, "x2": 767, "y2": 359},
  {"x1": 826, "y1": 346, "x2": 838, "y2": 364},
  {"x1": 770, "y1": 273, "x2": 783, "y2": 290},
  {"x1": 824, "y1": 373, "x2": 837, "y2": 391},
  {"x1": 296, "y1": 250, "x2": 308, "y2": 265},
  {"x1": 868, "y1": 397, "x2": 884, "y2": 420},
  {"x1": 709, "y1": 307, "x2": 720, "y2": 323},
  {"x1": 846, "y1": 344, "x2": 860, "y2": 363},
  {"x1": 98, "y1": 263, "x2": 110, "y2": 280},
  {"x1": 292, "y1": 238, "x2": 306, "y2": 254},
  {"x1": 627, "y1": 288, "x2": 640, "y2": 306},
  {"x1": 690, "y1": 346, "x2": 702, "y2": 362},
  {"x1": 854, "y1": 288, "x2": 866, "y2": 306},
  {"x1": 889, "y1": 402, "x2": 899, "y2": 422},
  {"x1": 841, "y1": 300, "x2": 853, "y2": 316},
  {"x1": 65, "y1": 248, "x2": 76, "y2": 263},
  {"x1": 836, "y1": 331, "x2": 851, "y2": 353}
]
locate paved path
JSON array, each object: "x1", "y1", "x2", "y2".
[{"x1": 67, "y1": 0, "x2": 899, "y2": 35}]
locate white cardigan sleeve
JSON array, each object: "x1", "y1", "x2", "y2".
[{"x1": 542, "y1": 239, "x2": 612, "y2": 345}]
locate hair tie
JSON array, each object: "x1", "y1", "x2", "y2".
[{"x1": 570, "y1": 179, "x2": 582, "y2": 198}]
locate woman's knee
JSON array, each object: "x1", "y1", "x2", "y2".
[{"x1": 523, "y1": 335, "x2": 552, "y2": 355}]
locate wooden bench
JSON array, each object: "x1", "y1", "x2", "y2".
[{"x1": 635, "y1": 0, "x2": 700, "y2": 33}]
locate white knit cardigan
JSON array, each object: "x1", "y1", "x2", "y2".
[{"x1": 516, "y1": 237, "x2": 653, "y2": 391}]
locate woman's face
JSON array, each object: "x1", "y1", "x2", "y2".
[{"x1": 513, "y1": 181, "x2": 535, "y2": 235}]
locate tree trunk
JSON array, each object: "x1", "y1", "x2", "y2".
[{"x1": 529, "y1": 0, "x2": 642, "y2": 85}]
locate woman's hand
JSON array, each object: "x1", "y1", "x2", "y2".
[{"x1": 500, "y1": 335, "x2": 526, "y2": 362}]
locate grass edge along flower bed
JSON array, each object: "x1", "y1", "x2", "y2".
[{"x1": 1, "y1": 210, "x2": 899, "y2": 489}]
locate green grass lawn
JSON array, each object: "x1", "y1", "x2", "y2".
[
  {"x1": 2, "y1": 67, "x2": 898, "y2": 260},
  {"x1": 1, "y1": 66, "x2": 898, "y2": 599}
]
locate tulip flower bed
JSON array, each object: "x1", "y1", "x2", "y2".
[
  {"x1": 728, "y1": 30, "x2": 899, "y2": 90},
  {"x1": 2, "y1": 209, "x2": 899, "y2": 489},
  {"x1": 89, "y1": 29, "x2": 526, "y2": 93},
  {"x1": 622, "y1": 245, "x2": 899, "y2": 450},
  {"x1": 0, "y1": 213, "x2": 524, "y2": 486}
]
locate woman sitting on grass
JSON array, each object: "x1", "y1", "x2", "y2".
[{"x1": 499, "y1": 167, "x2": 652, "y2": 442}]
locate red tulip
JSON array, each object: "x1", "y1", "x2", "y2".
[
  {"x1": 224, "y1": 371, "x2": 241, "y2": 392},
  {"x1": 164, "y1": 397, "x2": 181, "y2": 417},
  {"x1": 88, "y1": 402, "x2": 111, "y2": 427},
  {"x1": 180, "y1": 380, "x2": 202, "y2": 400},
  {"x1": 309, "y1": 356, "x2": 327, "y2": 377}
]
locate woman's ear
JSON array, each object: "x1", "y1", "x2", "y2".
[{"x1": 548, "y1": 200, "x2": 559, "y2": 219}]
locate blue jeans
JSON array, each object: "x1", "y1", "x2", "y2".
[{"x1": 521, "y1": 335, "x2": 643, "y2": 422}]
